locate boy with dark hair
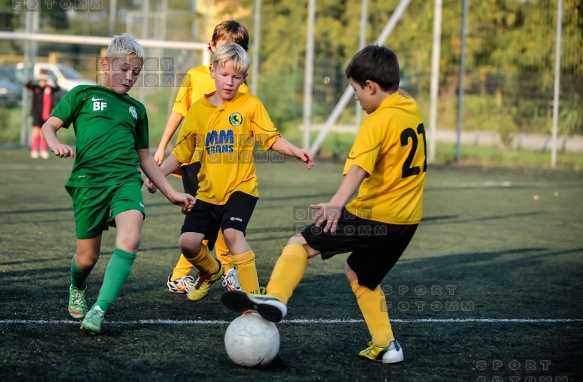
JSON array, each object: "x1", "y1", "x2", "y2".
[
  {"x1": 42, "y1": 33, "x2": 195, "y2": 335},
  {"x1": 222, "y1": 45, "x2": 427, "y2": 364}
]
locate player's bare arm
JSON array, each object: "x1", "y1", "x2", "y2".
[
  {"x1": 154, "y1": 111, "x2": 184, "y2": 164},
  {"x1": 270, "y1": 137, "x2": 314, "y2": 169},
  {"x1": 144, "y1": 154, "x2": 182, "y2": 193},
  {"x1": 42, "y1": 116, "x2": 75, "y2": 159},
  {"x1": 310, "y1": 165, "x2": 367, "y2": 233},
  {"x1": 138, "y1": 150, "x2": 194, "y2": 211}
]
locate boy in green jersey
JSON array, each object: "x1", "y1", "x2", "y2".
[{"x1": 42, "y1": 33, "x2": 195, "y2": 335}]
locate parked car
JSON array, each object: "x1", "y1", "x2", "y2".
[
  {"x1": 15, "y1": 62, "x2": 95, "y2": 93},
  {"x1": 0, "y1": 65, "x2": 22, "y2": 108}
]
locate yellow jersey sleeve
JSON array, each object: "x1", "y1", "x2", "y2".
[
  {"x1": 249, "y1": 97, "x2": 281, "y2": 150},
  {"x1": 171, "y1": 105, "x2": 198, "y2": 164}
]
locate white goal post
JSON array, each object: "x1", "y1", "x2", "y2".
[{"x1": 308, "y1": 0, "x2": 420, "y2": 156}]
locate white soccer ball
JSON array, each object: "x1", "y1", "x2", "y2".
[{"x1": 224, "y1": 313, "x2": 280, "y2": 367}]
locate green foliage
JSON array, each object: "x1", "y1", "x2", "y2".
[
  {"x1": 462, "y1": 95, "x2": 518, "y2": 146},
  {"x1": 558, "y1": 93, "x2": 583, "y2": 136},
  {"x1": 232, "y1": 0, "x2": 583, "y2": 140},
  {"x1": 0, "y1": 106, "x2": 18, "y2": 143}
]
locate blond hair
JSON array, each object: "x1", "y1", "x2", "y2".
[
  {"x1": 212, "y1": 43, "x2": 250, "y2": 75},
  {"x1": 106, "y1": 33, "x2": 145, "y2": 59}
]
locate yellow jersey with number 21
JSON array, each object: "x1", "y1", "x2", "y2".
[{"x1": 344, "y1": 92, "x2": 427, "y2": 225}]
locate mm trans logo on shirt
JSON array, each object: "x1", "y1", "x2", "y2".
[{"x1": 205, "y1": 129, "x2": 234, "y2": 154}]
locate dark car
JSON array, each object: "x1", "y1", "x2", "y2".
[{"x1": 0, "y1": 65, "x2": 22, "y2": 108}]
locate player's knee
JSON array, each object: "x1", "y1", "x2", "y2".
[
  {"x1": 287, "y1": 234, "x2": 304, "y2": 246},
  {"x1": 74, "y1": 251, "x2": 99, "y2": 269},
  {"x1": 179, "y1": 233, "x2": 201, "y2": 258},
  {"x1": 222, "y1": 228, "x2": 244, "y2": 248},
  {"x1": 344, "y1": 263, "x2": 357, "y2": 282},
  {"x1": 115, "y1": 233, "x2": 141, "y2": 253}
]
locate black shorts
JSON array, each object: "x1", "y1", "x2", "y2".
[
  {"x1": 32, "y1": 114, "x2": 47, "y2": 128},
  {"x1": 181, "y1": 191, "x2": 258, "y2": 251},
  {"x1": 300, "y1": 209, "x2": 418, "y2": 290},
  {"x1": 180, "y1": 162, "x2": 201, "y2": 195}
]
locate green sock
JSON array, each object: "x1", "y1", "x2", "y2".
[
  {"x1": 70, "y1": 254, "x2": 91, "y2": 289},
  {"x1": 93, "y1": 248, "x2": 136, "y2": 313}
]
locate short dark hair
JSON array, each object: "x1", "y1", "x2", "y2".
[
  {"x1": 345, "y1": 45, "x2": 400, "y2": 92},
  {"x1": 209, "y1": 20, "x2": 250, "y2": 52}
]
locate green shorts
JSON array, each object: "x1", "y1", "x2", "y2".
[{"x1": 66, "y1": 178, "x2": 145, "y2": 239}]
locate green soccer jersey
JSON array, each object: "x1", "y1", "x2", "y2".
[{"x1": 52, "y1": 85, "x2": 149, "y2": 188}]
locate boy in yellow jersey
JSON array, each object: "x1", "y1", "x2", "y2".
[
  {"x1": 153, "y1": 20, "x2": 250, "y2": 295},
  {"x1": 146, "y1": 43, "x2": 313, "y2": 301},
  {"x1": 42, "y1": 33, "x2": 195, "y2": 335},
  {"x1": 222, "y1": 45, "x2": 426, "y2": 364}
]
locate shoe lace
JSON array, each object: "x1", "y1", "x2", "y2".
[
  {"x1": 174, "y1": 276, "x2": 194, "y2": 287},
  {"x1": 85, "y1": 307, "x2": 104, "y2": 325},
  {"x1": 361, "y1": 344, "x2": 382, "y2": 358},
  {"x1": 70, "y1": 288, "x2": 86, "y2": 306},
  {"x1": 182, "y1": 276, "x2": 195, "y2": 288},
  {"x1": 221, "y1": 270, "x2": 241, "y2": 290}
]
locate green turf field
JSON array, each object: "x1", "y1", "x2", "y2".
[{"x1": 1, "y1": 148, "x2": 582, "y2": 382}]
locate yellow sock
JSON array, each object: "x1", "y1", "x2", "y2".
[
  {"x1": 217, "y1": 251, "x2": 233, "y2": 271},
  {"x1": 266, "y1": 244, "x2": 308, "y2": 304},
  {"x1": 232, "y1": 250, "x2": 260, "y2": 293},
  {"x1": 189, "y1": 245, "x2": 219, "y2": 274},
  {"x1": 350, "y1": 279, "x2": 394, "y2": 348},
  {"x1": 170, "y1": 254, "x2": 194, "y2": 280},
  {"x1": 215, "y1": 232, "x2": 233, "y2": 271}
]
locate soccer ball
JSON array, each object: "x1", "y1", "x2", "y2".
[{"x1": 224, "y1": 313, "x2": 280, "y2": 367}]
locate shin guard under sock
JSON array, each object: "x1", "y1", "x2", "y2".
[
  {"x1": 266, "y1": 244, "x2": 308, "y2": 304},
  {"x1": 93, "y1": 248, "x2": 136, "y2": 312},
  {"x1": 350, "y1": 279, "x2": 394, "y2": 348}
]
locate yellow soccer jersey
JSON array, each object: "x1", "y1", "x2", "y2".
[
  {"x1": 172, "y1": 65, "x2": 249, "y2": 117},
  {"x1": 344, "y1": 92, "x2": 427, "y2": 225},
  {"x1": 172, "y1": 92, "x2": 281, "y2": 205}
]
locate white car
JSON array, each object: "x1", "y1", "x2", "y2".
[{"x1": 15, "y1": 62, "x2": 95, "y2": 92}]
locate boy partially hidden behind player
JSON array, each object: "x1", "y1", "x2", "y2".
[
  {"x1": 42, "y1": 33, "x2": 195, "y2": 335},
  {"x1": 146, "y1": 43, "x2": 313, "y2": 302},
  {"x1": 222, "y1": 45, "x2": 427, "y2": 364}
]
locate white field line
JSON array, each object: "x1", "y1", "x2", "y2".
[
  {"x1": 432, "y1": 181, "x2": 513, "y2": 188},
  {"x1": 1, "y1": 318, "x2": 582, "y2": 326}
]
